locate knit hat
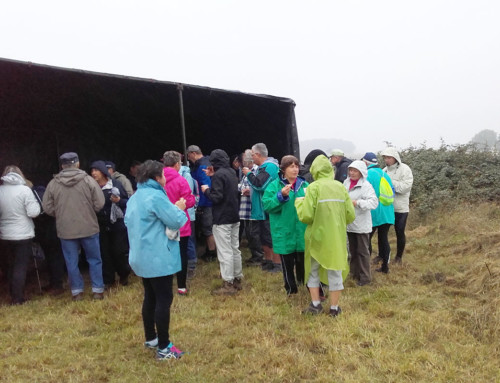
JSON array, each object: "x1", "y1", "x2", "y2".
[
  {"x1": 329, "y1": 149, "x2": 344, "y2": 157},
  {"x1": 90, "y1": 160, "x2": 110, "y2": 178},
  {"x1": 361, "y1": 152, "x2": 378, "y2": 164},
  {"x1": 59, "y1": 152, "x2": 79, "y2": 165}
]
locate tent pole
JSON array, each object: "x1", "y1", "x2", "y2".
[{"x1": 177, "y1": 84, "x2": 188, "y2": 166}]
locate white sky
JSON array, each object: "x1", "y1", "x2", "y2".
[{"x1": 2, "y1": 1, "x2": 499, "y2": 154}]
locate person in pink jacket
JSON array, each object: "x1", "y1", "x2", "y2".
[{"x1": 163, "y1": 151, "x2": 196, "y2": 295}]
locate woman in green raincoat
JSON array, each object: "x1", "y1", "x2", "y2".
[{"x1": 295, "y1": 155, "x2": 355, "y2": 317}]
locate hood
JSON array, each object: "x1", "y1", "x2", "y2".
[
  {"x1": 54, "y1": 168, "x2": 88, "y2": 186},
  {"x1": 179, "y1": 165, "x2": 190, "y2": 177},
  {"x1": 348, "y1": 160, "x2": 368, "y2": 178},
  {"x1": 263, "y1": 157, "x2": 279, "y2": 167},
  {"x1": 1, "y1": 172, "x2": 26, "y2": 185},
  {"x1": 163, "y1": 166, "x2": 180, "y2": 182},
  {"x1": 310, "y1": 155, "x2": 334, "y2": 181},
  {"x1": 90, "y1": 160, "x2": 111, "y2": 178},
  {"x1": 303, "y1": 149, "x2": 328, "y2": 166},
  {"x1": 209, "y1": 149, "x2": 230, "y2": 170},
  {"x1": 380, "y1": 147, "x2": 401, "y2": 164}
]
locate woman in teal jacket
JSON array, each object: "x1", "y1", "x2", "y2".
[
  {"x1": 125, "y1": 160, "x2": 188, "y2": 361},
  {"x1": 263, "y1": 155, "x2": 308, "y2": 295}
]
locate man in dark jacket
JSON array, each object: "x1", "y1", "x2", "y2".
[
  {"x1": 201, "y1": 149, "x2": 242, "y2": 295},
  {"x1": 330, "y1": 149, "x2": 353, "y2": 183}
]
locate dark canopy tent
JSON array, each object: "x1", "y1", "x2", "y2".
[{"x1": 0, "y1": 57, "x2": 299, "y2": 185}]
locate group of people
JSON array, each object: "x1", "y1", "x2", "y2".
[{"x1": 0, "y1": 142, "x2": 413, "y2": 361}]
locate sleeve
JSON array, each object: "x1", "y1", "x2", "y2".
[
  {"x1": 114, "y1": 180, "x2": 129, "y2": 209},
  {"x1": 153, "y1": 193, "x2": 188, "y2": 230},
  {"x1": 24, "y1": 188, "x2": 41, "y2": 218},
  {"x1": 392, "y1": 165, "x2": 413, "y2": 195},
  {"x1": 197, "y1": 165, "x2": 212, "y2": 187},
  {"x1": 262, "y1": 180, "x2": 285, "y2": 214},
  {"x1": 179, "y1": 178, "x2": 196, "y2": 209},
  {"x1": 344, "y1": 188, "x2": 356, "y2": 225},
  {"x1": 42, "y1": 182, "x2": 55, "y2": 217},
  {"x1": 356, "y1": 183, "x2": 379, "y2": 211},
  {"x1": 295, "y1": 186, "x2": 317, "y2": 225},
  {"x1": 88, "y1": 177, "x2": 105, "y2": 212},
  {"x1": 246, "y1": 167, "x2": 274, "y2": 191},
  {"x1": 204, "y1": 173, "x2": 224, "y2": 205}
]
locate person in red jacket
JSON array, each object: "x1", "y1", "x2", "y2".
[{"x1": 163, "y1": 151, "x2": 196, "y2": 295}]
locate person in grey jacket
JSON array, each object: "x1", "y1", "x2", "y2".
[
  {"x1": 380, "y1": 147, "x2": 414, "y2": 264},
  {"x1": 344, "y1": 160, "x2": 378, "y2": 286},
  {"x1": 0, "y1": 166, "x2": 41, "y2": 304},
  {"x1": 42, "y1": 152, "x2": 106, "y2": 301}
]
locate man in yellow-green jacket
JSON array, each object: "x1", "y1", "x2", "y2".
[{"x1": 295, "y1": 155, "x2": 355, "y2": 317}]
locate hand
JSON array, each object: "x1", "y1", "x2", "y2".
[
  {"x1": 175, "y1": 197, "x2": 186, "y2": 211},
  {"x1": 201, "y1": 185, "x2": 209, "y2": 193},
  {"x1": 203, "y1": 166, "x2": 214, "y2": 177},
  {"x1": 281, "y1": 184, "x2": 292, "y2": 197},
  {"x1": 110, "y1": 195, "x2": 120, "y2": 203},
  {"x1": 242, "y1": 167, "x2": 250, "y2": 175},
  {"x1": 241, "y1": 187, "x2": 250, "y2": 196},
  {"x1": 352, "y1": 200, "x2": 357, "y2": 207}
]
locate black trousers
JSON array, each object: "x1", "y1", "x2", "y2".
[
  {"x1": 394, "y1": 212, "x2": 409, "y2": 258},
  {"x1": 348, "y1": 232, "x2": 371, "y2": 284},
  {"x1": 245, "y1": 220, "x2": 264, "y2": 258},
  {"x1": 0, "y1": 239, "x2": 32, "y2": 304},
  {"x1": 142, "y1": 274, "x2": 174, "y2": 350},
  {"x1": 99, "y1": 225, "x2": 130, "y2": 285},
  {"x1": 176, "y1": 237, "x2": 189, "y2": 289},
  {"x1": 370, "y1": 223, "x2": 392, "y2": 269},
  {"x1": 279, "y1": 252, "x2": 304, "y2": 294}
]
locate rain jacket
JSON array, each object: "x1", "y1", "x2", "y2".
[
  {"x1": 163, "y1": 166, "x2": 196, "y2": 237},
  {"x1": 366, "y1": 164, "x2": 395, "y2": 227},
  {"x1": 380, "y1": 147, "x2": 413, "y2": 213},
  {"x1": 203, "y1": 149, "x2": 240, "y2": 225},
  {"x1": 246, "y1": 157, "x2": 279, "y2": 220},
  {"x1": 343, "y1": 161, "x2": 378, "y2": 234},
  {"x1": 0, "y1": 172, "x2": 41, "y2": 240},
  {"x1": 179, "y1": 165, "x2": 199, "y2": 221},
  {"x1": 262, "y1": 175, "x2": 308, "y2": 255},
  {"x1": 191, "y1": 156, "x2": 212, "y2": 208},
  {"x1": 295, "y1": 155, "x2": 355, "y2": 280},
  {"x1": 43, "y1": 168, "x2": 104, "y2": 239},
  {"x1": 125, "y1": 179, "x2": 187, "y2": 278}
]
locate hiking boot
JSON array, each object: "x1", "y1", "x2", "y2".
[
  {"x1": 269, "y1": 263, "x2": 283, "y2": 273},
  {"x1": 261, "y1": 261, "x2": 274, "y2": 271},
  {"x1": 177, "y1": 288, "x2": 188, "y2": 296},
  {"x1": 329, "y1": 306, "x2": 342, "y2": 318},
  {"x1": 119, "y1": 275, "x2": 129, "y2": 286},
  {"x1": 246, "y1": 256, "x2": 264, "y2": 266},
  {"x1": 72, "y1": 292, "x2": 84, "y2": 301},
  {"x1": 371, "y1": 255, "x2": 383, "y2": 265},
  {"x1": 302, "y1": 302, "x2": 323, "y2": 315},
  {"x1": 144, "y1": 338, "x2": 158, "y2": 350},
  {"x1": 212, "y1": 281, "x2": 237, "y2": 296},
  {"x1": 393, "y1": 256, "x2": 402, "y2": 264},
  {"x1": 233, "y1": 278, "x2": 243, "y2": 291},
  {"x1": 156, "y1": 343, "x2": 185, "y2": 360},
  {"x1": 93, "y1": 292, "x2": 104, "y2": 300}
]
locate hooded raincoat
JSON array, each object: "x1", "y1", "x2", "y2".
[
  {"x1": 343, "y1": 161, "x2": 378, "y2": 234},
  {"x1": 366, "y1": 164, "x2": 395, "y2": 227},
  {"x1": 380, "y1": 147, "x2": 413, "y2": 213},
  {"x1": 295, "y1": 156, "x2": 355, "y2": 280},
  {"x1": 246, "y1": 157, "x2": 279, "y2": 220},
  {"x1": 262, "y1": 175, "x2": 308, "y2": 255}
]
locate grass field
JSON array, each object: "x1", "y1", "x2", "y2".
[{"x1": 0, "y1": 204, "x2": 499, "y2": 382}]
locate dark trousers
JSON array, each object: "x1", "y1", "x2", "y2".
[
  {"x1": 0, "y1": 239, "x2": 32, "y2": 304},
  {"x1": 177, "y1": 237, "x2": 189, "y2": 289},
  {"x1": 279, "y1": 252, "x2": 304, "y2": 294},
  {"x1": 348, "y1": 232, "x2": 371, "y2": 284},
  {"x1": 35, "y1": 216, "x2": 65, "y2": 288},
  {"x1": 245, "y1": 220, "x2": 264, "y2": 259},
  {"x1": 370, "y1": 223, "x2": 392, "y2": 269},
  {"x1": 142, "y1": 274, "x2": 174, "y2": 350},
  {"x1": 394, "y1": 212, "x2": 409, "y2": 258},
  {"x1": 99, "y1": 226, "x2": 130, "y2": 285}
]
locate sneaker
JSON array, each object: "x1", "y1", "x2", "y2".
[
  {"x1": 72, "y1": 292, "x2": 84, "y2": 301},
  {"x1": 329, "y1": 307, "x2": 342, "y2": 318},
  {"x1": 212, "y1": 281, "x2": 237, "y2": 296},
  {"x1": 92, "y1": 292, "x2": 104, "y2": 300},
  {"x1": 177, "y1": 288, "x2": 188, "y2": 296},
  {"x1": 156, "y1": 343, "x2": 184, "y2": 360},
  {"x1": 261, "y1": 261, "x2": 274, "y2": 271},
  {"x1": 144, "y1": 338, "x2": 158, "y2": 349},
  {"x1": 233, "y1": 278, "x2": 243, "y2": 291},
  {"x1": 302, "y1": 302, "x2": 323, "y2": 315}
]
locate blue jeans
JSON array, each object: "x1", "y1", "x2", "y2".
[{"x1": 60, "y1": 233, "x2": 104, "y2": 295}]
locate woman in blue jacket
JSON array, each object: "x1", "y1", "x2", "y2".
[{"x1": 124, "y1": 160, "x2": 187, "y2": 361}]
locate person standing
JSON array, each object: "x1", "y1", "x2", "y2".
[
  {"x1": 124, "y1": 160, "x2": 188, "y2": 360},
  {"x1": 361, "y1": 152, "x2": 395, "y2": 274},
  {"x1": 380, "y1": 147, "x2": 413, "y2": 264},
  {"x1": 263, "y1": 155, "x2": 308, "y2": 295},
  {"x1": 329, "y1": 149, "x2": 353, "y2": 183},
  {"x1": 295, "y1": 155, "x2": 355, "y2": 317},
  {"x1": 343, "y1": 161, "x2": 378, "y2": 286},
  {"x1": 242, "y1": 143, "x2": 281, "y2": 272},
  {"x1": 106, "y1": 161, "x2": 134, "y2": 197},
  {"x1": 0, "y1": 166, "x2": 41, "y2": 304},
  {"x1": 201, "y1": 149, "x2": 242, "y2": 295},
  {"x1": 42, "y1": 152, "x2": 105, "y2": 300}
]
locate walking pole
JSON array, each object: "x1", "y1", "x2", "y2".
[{"x1": 33, "y1": 256, "x2": 42, "y2": 294}]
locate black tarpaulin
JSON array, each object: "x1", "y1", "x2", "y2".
[{"x1": 0, "y1": 57, "x2": 299, "y2": 185}]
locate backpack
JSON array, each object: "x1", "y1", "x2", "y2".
[{"x1": 379, "y1": 174, "x2": 394, "y2": 206}]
